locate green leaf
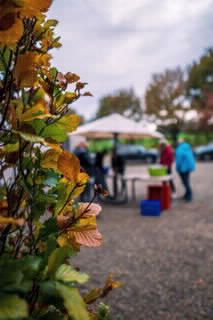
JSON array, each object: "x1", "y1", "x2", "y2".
[
  {"x1": 4, "y1": 142, "x2": 19, "y2": 153},
  {"x1": 38, "y1": 308, "x2": 64, "y2": 320},
  {"x1": 55, "y1": 94, "x2": 65, "y2": 109},
  {"x1": 48, "y1": 247, "x2": 74, "y2": 277},
  {"x1": 40, "y1": 281, "x2": 58, "y2": 298},
  {"x1": 39, "y1": 217, "x2": 58, "y2": 239},
  {"x1": 55, "y1": 264, "x2": 89, "y2": 284},
  {"x1": 31, "y1": 119, "x2": 46, "y2": 135},
  {"x1": 42, "y1": 123, "x2": 67, "y2": 142},
  {"x1": 0, "y1": 266, "x2": 23, "y2": 288},
  {"x1": 0, "y1": 48, "x2": 11, "y2": 72},
  {"x1": 56, "y1": 283, "x2": 90, "y2": 320},
  {"x1": 57, "y1": 114, "x2": 80, "y2": 133},
  {"x1": 49, "y1": 67, "x2": 58, "y2": 80},
  {"x1": 42, "y1": 236, "x2": 57, "y2": 267},
  {"x1": 44, "y1": 176, "x2": 59, "y2": 187},
  {"x1": 3, "y1": 281, "x2": 33, "y2": 295},
  {"x1": 32, "y1": 88, "x2": 46, "y2": 102},
  {"x1": 0, "y1": 294, "x2": 28, "y2": 319},
  {"x1": 45, "y1": 171, "x2": 60, "y2": 182},
  {"x1": 19, "y1": 256, "x2": 42, "y2": 278},
  {"x1": 31, "y1": 200, "x2": 46, "y2": 220},
  {"x1": 45, "y1": 19, "x2": 58, "y2": 28},
  {"x1": 37, "y1": 193, "x2": 57, "y2": 204}
]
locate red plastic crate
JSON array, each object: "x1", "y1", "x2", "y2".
[{"x1": 148, "y1": 184, "x2": 171, "y2": 210}]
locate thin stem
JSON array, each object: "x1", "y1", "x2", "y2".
[{"x1": 59, "y1": 185, "x2": 96, "y2": 235}]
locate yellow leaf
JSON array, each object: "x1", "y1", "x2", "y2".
[
  {"x1": 0, "y1": 216, "x2": 24, "y2": 226},
  {"x1": 19, "y1": 0, "x2": 53, "y2": 17},
  {"x1": 57, "y1": 235, "x2": 80, "y2": 251},
  {"x1": 45, "y1": 142, "x2": 63, "y2": 152},
  {"x1": 77, "y1": 172, "x2": 89, "y2": 185},
  {"x1": 14, "y1": 53, "x2": 51, "y2": 88},
  {"x1": 36, "y1": 53, "x2": 52, "y2": 67},
  {"x1": 15, "y1": 100, "x2": 24, "y2": 119},
  {"x1": 41, "y1": 149, "x2": 61, "y2": 170},
  {"x1": 72, "y1": 185, "x2": 86, "y2": 199},
  {"x1": 73, "y1": 216, "x2": 97, "y2": 231},
  {"x1": 104, "y1": 274, "x2": 124, "y2": 289},
  {"x1": 19, "y1": 103, "x2": 51, "y2": 122},
  {"x1": 57, "y1": 151, "x2": 80, "y2": 182},
  {"x1": 64, "y1": 92, "x2": 77, "y2": 104},
  {"x1": 57, "y1": 235, "x2": 70, "y2": 247},
  {"x1": 14, "y1": 52, "x2": 38, "y2": 88},
  {"x1": 58, "y1": 114, "x2": 80, "y2": 133},
  {"x1": 0, "y1": 13, "x2": 24, "y2": 45}
]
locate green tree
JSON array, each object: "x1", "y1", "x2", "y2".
[
  {"x1": 145, "y1": 67, "x2": 188, "y2": 144},
  {"x1": 96, "y1": 88, "x2": 142, "y2": 121},
  {"x1": 187, "y1": 48, "x2": 213, "y2": 133},
  {"x1": 0, "y1": 1, "x2": 121, "y2": 319}
]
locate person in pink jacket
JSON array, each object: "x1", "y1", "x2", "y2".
[{"x1": 159, "y1": 139, "x2": 176, "y2": 197}]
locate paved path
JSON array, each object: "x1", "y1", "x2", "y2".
[{"x1": 74, "y1": 163, "x2": 213, "y2": 319}]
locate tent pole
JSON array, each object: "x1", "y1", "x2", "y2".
[{"x1": 113, "y1": 133, "x2": 118, "y2": 198}]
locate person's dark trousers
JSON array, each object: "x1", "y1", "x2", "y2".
[
  {"x1": 179, "y1": 172, "x2": 192, "y2": 201},
  {"x1": 167, "y1": 167, "x2": 176, "y2": 193},
  {"x1": 80, "y1": 182, "x2": 92, "y2": 202}
]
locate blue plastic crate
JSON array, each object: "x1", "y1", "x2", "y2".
[{"x1": 140, "y1": 200, "x2": 162, "y2": 216}]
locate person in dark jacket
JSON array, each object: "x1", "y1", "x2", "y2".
[
  {"x1": 95, "y1": 150, "x2": 106, "y2": 173},
  {"x1": 95, "y1": 150, "x2": 108, "y2": 191},
  {"x1": 74, "y1": 142, "x2": 94, "y2": 176},
  {"x1": 111, "y1": 148, "x2": 125, "y2": 176},
  {"x1": 74, "y1": 141, "x2": 94, "y2": 201},
  {"x1": 160, "y1": 139, "x2": 176, "y2": 196},
  {"x1": 176, "y1": 138, "x2": 196, "y2": 202}
]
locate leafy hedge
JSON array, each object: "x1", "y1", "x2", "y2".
[{"x1": 0, "y1": 1, "x2": 121, "y2": 319}]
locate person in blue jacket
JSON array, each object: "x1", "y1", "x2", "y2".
[{"x1": 176, "y1": 138, "x2": 196, "y2": 202}]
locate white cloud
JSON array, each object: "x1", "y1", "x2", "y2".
[{"x1": 49, "y1": 0, "x2": 213, "y2": 119}]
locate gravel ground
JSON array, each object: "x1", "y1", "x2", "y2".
[{"x1": 74, "y1": 163, "x2": 213, "y2": 320}]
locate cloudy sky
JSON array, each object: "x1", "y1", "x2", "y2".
[{"x1": 49, "y1": 0, "x2": 213, "y2": 119}]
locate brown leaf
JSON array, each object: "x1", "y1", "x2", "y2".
[
  {"x1": 70, "y1": 229, "x2": 103, "y2": 247},
  {"x1": 82, "y1": 91, "x2": 93, "y2": 97},
  {"x1": 65, "y1": 72, "x2": 80, "y2": 83},
  {"x1": 76, "y1": 82, "x2": 88, "y2": 90},
  {"x1": 56, "y1": 72, "x2": 67, "y2": 89},
  {"x1": 79, "y1": 203, "x2": 102, "y2": 218},
  {"x1": 14, "y1": 52, "x2": 38, "y2": 87},
  {"x1": 0, "y1": 12, "x2": 16, "y2": 31},
  {"x1": 0, "y1": 200, "x2": 8, "y2": 215},
  {"x1": 0, "y1": 14, "x2": 23, "y2": 45},
  {"x1": 57, "y1": 151, "x2": 80, "y2": 182}
]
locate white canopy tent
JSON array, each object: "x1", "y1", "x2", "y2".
[
  {"x1": 70, "y1": 114, "x2": 163, "y2": 200},
  {"x1": 71, "y1": 113, "x2": 163, "y2": 139}
]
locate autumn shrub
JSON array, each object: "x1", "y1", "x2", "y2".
[{"x1": 0, "y1": 1, "x2": 121, "y2": 319}]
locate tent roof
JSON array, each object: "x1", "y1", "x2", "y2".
[{"x1": 71, "y1": 113, "x2": 163, "y2": 139}]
